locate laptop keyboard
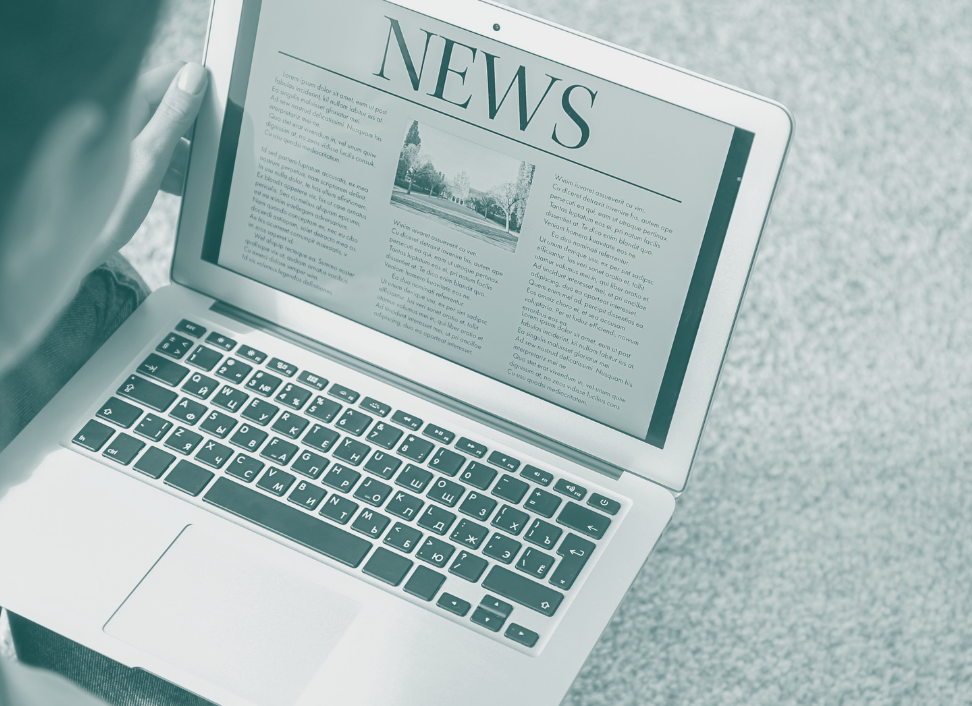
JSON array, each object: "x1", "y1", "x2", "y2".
[{"x1": 69, "y1": 319, "x2": 625, "y2": 653}]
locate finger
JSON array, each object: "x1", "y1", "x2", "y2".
[
  {"x1": 160, "y1": 138, "x2": 191, "y2": 195},
  {"x1": 129, "y1": 61, "x2": 187, "y2": 136}
]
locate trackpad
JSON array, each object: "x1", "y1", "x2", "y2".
[{"x1": 105, "y1": 525, "x2": 361, "y2": 706}]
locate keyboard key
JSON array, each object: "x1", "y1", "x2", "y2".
[
  {"x1": 212, "y1": 385, "x2": 248, "y2": 412},
  {"x1": 102, "y1": 433, "x2": 145, "y2": 465},
  {"x1": 335, "y1": 408, "x2": 373, "y2": 436},
  {"x1": 186, "y1": 345, "x2": 222, "y2": 372},
  {"x1": 117, "y1": 375, "x2": 177, "y2": 412},
  {"x1": 470, "y1": 607, "x2": 505, "y2": 632},
  {"x1": 319, "y1": 494, "x2": 358, "y2": 525},
  {"x1": 322, "y1": 464, "x2": 361, "y2": 493},
  {"x1": 292, "y1": 450, "x2": 328, "y2": 479},
  {"x1": 554, "y1": 478, "x2": 587, "y2": 501},
  {"x1": 297, "y1": 370, "x2": 327, "y2": 390},
  {"x1": 398, "y1": 435, "x2": 434, "y2": 463},
  {"x1": 491, "y1": 474, "x2": 529, "y2": 504},
  {"x1": 267, "y1": 357, "x2": 298, "y2": 377},
  {"x1": 156, "y1": 333, "x2": 193, "y2": 359},
  {"x1": 386, "y1": 490, "x2": 423, "y2": 521},
  {"x1": 483, "y1": 533, "x2": 521, "y2": 564},
  {"x1": 417, "y1": 505, "x2": 456, "y2": 535},
  {"x1": 549, "y1": 533, "x2": 595, "y2": 590},
  {"x1": 214, "y1": 357, "x2": 252, "y2": 384},
  {"x1": 238, "y1": 346, "x2": 266, "y2": 364},
  {"x1": 204, "y1": 477, "x2": 371, "y2": 566},
  {"x1": 359, "y1": 397, "x2": 390, "y2": 417},
  {"x1": 427, "y1": 448, "x2": 465, "y2": 477},
  {"x1": 365, "y1": 422, "x2": 404, "y2": 450},
  {"x1": 96, "y1": 397, "x2": 142, "y2": 428},
  {"x1": 328, "y1": 383, "x2": 359, "y2": 404},
  {"x1": 195, "y1": 439, "x2": 232, "y2": 469},
  {"x1": 164, "y1": 427, "x2": 203, "y2": 455},
  {"x1": 557, "y1": 502, "x2": 611, "y2": 539},
  {"x1": 416, "y1": 537, "x2": 455, "y2": 567},
  {"x1": 395, "y1": 464, "x2": 433, "y2": 493},
  {"x1": 175, "y1": 319, "x2": 205, "y2": 338},
  {"x1": 303, "y1": 424, "x2": 340, "y2": 453},
  {"x1": 275, "y1": 383, "x2": 312, "y2": 410},
  {"x1": 482, "y1": 566, "x2": 563, "y2": 617},
  {"x1": 524, "y1": 519, "x2": 562, "y2": 550},
  {"x1": 524, "y1": 488, "x2": 562, "y2": 518},
  {"x1": 403, "y1": 566, "x2": 445, "y2": 601},
  {"x1": 170, "y1": 397, "x2": 206, "y2": 425},
  {"x1": 226, "y1": 454, "x2": 263, "y2": 482},
  {"x1": 587, "y1": 493, "x2": 621, "y2": 516},
  {"x1": 384, "y1": 522, "x2": 423, "y2": 554},
  {"x1": 436, "y1": 592, "x2": 470, "y2": 616},
  {"x1": 390, "y1": 410, "x2": 422, "y2": 431},
  {"x1": 306, "y1": 396, "x2": 341, "y2": 423},
  {"x1": 450, "y1": 518, "x2": 488, "y2": 549},
  {"x1": 521, "y1": 464, "x2": 553, "y2": 486},
  {"x1": 480, "y1": 595, "x2": 513, "y2": 619},
  {"x1": 205, "y1": 331, "x2": 237, "y2": 351},
  {"x1": 288, "y1": 481, "x2": 326, "y2": 511},
  {"x1": 516, "y1": 547, "x2": 554, "y2": 579},
  {"x1": 455, "y1": 437, "x2": 487, "y2": 458},
  {"x1": 487, "y1": 451, "x2": 520, "y2": 473},
  {"x1": 505, "y1": 623, "x2": 539, "y2": 648},
  {"x1": 246, "y1": 371, "x2": 282, "y2": 397},
  {"x1": 333, "y1": 437, "x2": 371, "y2": 466},
  {"x1": 271, "y1": 411, "x2": 309, "y2": 439},
  {"x1": 351, "y1": 508, "x2": 391, "y2": 538},
  {"x1": 261, "y1": 437, "x2": 298, "y2": 465},
  {"x1": 422, "y1": 424, "x2": 454, "y2": 445},
  {"x1": 459, "y1": 462, "x2": 497, "y2": 490},
  {"x1": 137, "y1": 354, "x2": 189, "y2": 387},
  {"x1": 491, "y1": 505, "x2": 529, "y2": 536},
  {"x1": 427, "y1": 477, "x2": 464, "y2": 507},
  {"x1": 256, "y1": 467, "x2": 295, "y2": 496},
  {"x1": 458, "y1": 492, "x2": 497, "y2": 522},
  {"x1": 362, "y1": 547, "x2": 412, "y2": 586},
  {"x1": 448, "y1": 551, "x2": 488, "y2": 582},
  {"x1": 198, "y1": 409, "x2": 236, "y2": 439},
  {"x1": 133, "y1": 414, "x2": 172, "y2": 442},
  {"x1": 229, "y1": 424, "x2": 268, "y2": 453},
  {"x1": 363, "y1": 450, "x2": 402, "y2": 479},
  {"x1": 164, "y1": 460, "x2": 214, "y2": 496},
  {"x1": 133, "y1": 447, "x2": 175, "y2": 479},
  {"x1": 181, "y1": 372, "x2": 218, "y2": 400},
  {"x1": 354, "y1": 477, "x2": 393, "y2": 507}
]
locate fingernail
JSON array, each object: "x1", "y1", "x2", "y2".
[{"x1": 177, "y1": 63, "x2": 207, "y2": 96}]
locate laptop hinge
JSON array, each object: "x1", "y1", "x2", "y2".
[{"x1": 210, "y1": 300, "x2": 625, "y2": 481}]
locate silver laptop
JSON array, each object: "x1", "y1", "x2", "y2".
[{"x1": 0, "y1": 0, "x2": 791, "y2": 704}]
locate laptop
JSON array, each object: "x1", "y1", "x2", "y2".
[{"x1": 0, "y1": 0, "x2": 791, "y2": 704}]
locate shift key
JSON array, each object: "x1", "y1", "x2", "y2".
[
  {"x1": 481, "y1": 566, "x2": 563, "y2": 617},
  {"x1": 117, "y1": 375, "x2": 178, "y2": 412}
]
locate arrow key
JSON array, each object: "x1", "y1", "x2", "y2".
[{"x1": 504, "y1": 623, "x2": 539, "y2": 648}]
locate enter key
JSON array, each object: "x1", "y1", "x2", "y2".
[{"x1": 549, "y1": 534, "x2": 596, "y2": 590}]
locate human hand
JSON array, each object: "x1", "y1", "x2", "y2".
[{"x1": 89, "y1": 61, "x2": 208, "y2": 272}]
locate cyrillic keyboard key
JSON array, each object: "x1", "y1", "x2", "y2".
[
  {"x1": 96, "y1": 397, "x2": 142, "y2": 428},
  {"x1": 417, "y1": 505, "x2": 456, "y2": 535},
  {"x1": 487, "y1": 451, "x2": 520, "y2": 473},
  {"x1": 133, "y1": 447, "x2": 175, "y2": 479},
  {"x1": 267, "y1": 357, "x2": 298, "y2": 377},
  {"x1": 557, "y1": 501, "x2": 611, "y2": 539},
  {"x1": 351, "y1": 508, "x2": 390, "y2": 539},
  {"x1": 226, "y1": 454, "x2": 263, "y2": 483},
  {"x1": 303, "y1": 424, "x2": 340, "y2": 453},
  {"x1": 524, "y1": 519, "x2": 562, "y2": 550},
  {"x1": 214, "y1": 357, "x2": 252, "y2": 385},
  {"x1": 458, "y1": 491, "x2": 497, "y2": 522},
  {"x1": 137, "y1": 354, "x2": 189, "y2": 387},
  {"x1": 229, "y1": 423, "x2": 268, "y2": 453},
  {"x1": 319, "y1": 494, "x2": 358, "y2": 525},
  {"x1": 175, "y1": 319, "x2": 205, "y2": 338},
  {"x1": 398, "y1": 434, "x2": 434, "y2": 463},
  {"x1": 170, "y1": 397, "x2": 206, "y2": 426},
  {"x1": 363, "y1": 451, "x2": 401, "y2": 479},
  {"x1": 459, "y1": 462, "x2": 497, "y2": 490},
  {"x1": 321, "y1": 464, "x2": 360, "y2": 493},
  {"x1": 261, "y1": 437, "x2": 298, "y2": 465},
  {"x1": 384, "y1": 522, "x2": 422, "y2": 554},
  {"x1": 181, "y1": 372, "x2": 217, "y2": 400},
  {"x1": 416, "y1": 537, "x2": 455, "y2": 567},
  {"x1": 554, "y1": 478, "x2": 587, "y2": 501},
  {"x1": 448, "y1": 551, "x2": 488, "y2": 582},
  {"x1": 470, "y1": 607, "x2": 506, "y2": 632},
  {"x1": 491, "y1": 505, "x2": 529, "y2": 536},
  {"x1": 450, "y1": 519, "x2": 488, "y2": 550},
  {"x1": 271, "y1": 411, "x2": 309, "y2": 439},
  {"x1": 360, "y1": 397, "x2": 390, "y2": 417},
  {"x1": 427, "y1": 477, "x2": 464, "y2": 507},
  {"x1": 256, "y1": 467, "x2": 295, "y2": 496},
  {"x1": 395, "y1": 464, "x2": 433, "y2": 493},
  {"x1": 156, "y1": 333, "x2": 193, "y2": 359},
  {"x1": 587, "y1": 493, "x2": 621, "y2": 516},
  {"x1": 186, "y1": 345, "x2": 222, "y2": 372},
  {"x1": 199, "y1": 409, "x2": 237, "y2": 439},
  {"x1": 212, "y1": 385, "x2": 248, "y2": 412},
  {"x1": 238, "y1": 346, "x2": 266, "y2": 364},
  {"x1": 403, "y1": 566, "x2": 445, "y2": 601},
  {"x1": 306, "y1": 396, "x2": 341, "y2": 423},
  {"x1": 491, "y1": 474, "x2": 529, "y2": 504},
  {"x1": 436, "y1": 592, "x2": 470, "y2": 616},
  {"x1": 422, "y1": 424, "x2": 454, "y2": 445},
  {"x1": 297, "y1": 370, "x2": 327, "y2": 390},
  {"x1": 427, "y1": 448, "x2": 465, "y2": 477},
  {"x1": 362, "y1": 547, "x2": 412, "y2": 586},
  {"x1": 328, "y1": 383, "x2": 359, "y2": 403},
  {"x1": 521, "y1": 464, "x2": 553, "y2": 486},
  {"x1": 549, "y1": 533, "x2": 595, "y2": 590},
  {"x1": 386, "y1": 491, "x2": 423, "y2": 521},
  {"x1": 292, "y1": 450, "x2": 328, "y2": 479},
  {"x1": 164, "y1": 460, "x2": 214, "y2": 496},
  {"x1": 102, "y1": 433, "x2": 145, "y2": 465},
  {"x1": 133, "y1": 414, "x2": 172, "y2": 442},
  {"x1": 275, "y1": 383, "x2": 312, "y2": 410},
  {"x1": 117, "y1": 375, "x2": 177, "y2": 412},
  {"x1": 203, "y1": 477, "x2": 371, "y2": 566},
  {"x1": 288, "y1": 481, "x2": 326, "y2": 511},
  {"x1": 516, "y1": 547, "x2": 554, "y2": 579},
  {"x1": 335, "y1": 408, "x2": 373, "y2": 436},
  {"x1": 205, "y1": 331, "x2": 236, "y2": 351},
  {"x1": 354, "y1": 477, "x2": 393, "y2": 507},
  {"x1": 164, "y1": 426, "x2": 203, "y2": 455},
  {"x1": 455, "y1": 437, "x2": 487, "y2": 458},
  {"x1": 390, "y1": 410, "x2": 422, "y2": 431},
  {"x1": 505, "y1": 624, "x2": 539, "y2": 648},
  {"x1": 483, "y1": 533, "x2": 521, "y2": 564},
  {"x1": 246, "y1": 370, "x2": 282, "y2": 397},
  {"x1": 332, "y1": 437, "x2": 370, "y2": 466},
  {"x1": 482, "y1": 566, "x2": 564, "y2": 617},
  {"x1": 524, "y1": 488, "x2": 562, "y2": 518},
  {"x1": 365, "y1": 422, "x2": 404, "y2": 450},
  {"x1": 195, "y1": 439, "x2": 232, "y2": 469}
]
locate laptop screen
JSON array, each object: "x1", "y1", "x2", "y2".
[{"x1": 201, "y1": 0, "x2": 753, "y2": 448}]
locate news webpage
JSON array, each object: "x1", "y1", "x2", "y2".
[{"x1": 213, "y1": 0, "x2": 738, "y2": 439}]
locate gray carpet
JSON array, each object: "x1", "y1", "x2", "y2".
[{"x1": 129, "y1": 1, "x2": 972, "y2": 703}]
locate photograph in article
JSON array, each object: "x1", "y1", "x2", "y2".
[{"x1": 389, "y1": 120, "x2": 534, "y2": 253}]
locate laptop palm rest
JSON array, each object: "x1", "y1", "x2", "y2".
[{"x1": 104, "y1": 524, "x2": 361, "y2": 706}]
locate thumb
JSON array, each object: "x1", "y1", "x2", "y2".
[{"x1": 135, "y1": 62, "x2": 208, "y2": 166}]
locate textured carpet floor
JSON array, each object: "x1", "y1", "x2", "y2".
[{"x1": 127, "y1": 1, "x2": 972, "y2": 703}]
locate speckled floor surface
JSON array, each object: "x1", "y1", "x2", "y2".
[{"x1": 123, "y1": 1, "x2": 972, "y2": 704}]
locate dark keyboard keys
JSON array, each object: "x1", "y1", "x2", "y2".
[
  {"x1": 306, "y1": 396, "x2": 341, "y2": 423},
  {"x1": 335, "y1": 408, "x2": 373, "y2": 436},
  {"x1": 362, "y1": 547, "x2": 412, "y2": 586},
  {"x1": 557, "y1": 502, "x2": 611, "y2": 539},
  {"x1": 398, "y1": 435, "x2": 434, "y2": 463},
  {"x1": 321, "y1": 464, "x2": 361, "y2": 493},
  {"x1": 212, "y1": 385, "x2": 248, "y2": 412},
  {"x1": 384, "y1": 523, "x2": 423, "y2": 554},
  {"x1": 458, "y1": 492, "x2": 497, "y2": 522},
  {"x1": 205, "y1": 331, "x2": 237, "y2": 351},
  {"x1": 156, "y1": 333, "x2": 193, "y2": 359},
  {"x1": 229, "y1": 424, "x2": 268, "y2": 453},
  {"x1": 102, "y1": 433, "x2": 144, "y2": 465},
  {"x1": 303, "y1": 424, "x2": 340, "y2": 453},
  {"x1": 297, "y1": 370, "x2": 327, "y2": 390},
  {"x1": 288, "y1": 481, "x2": 326, "y2": 511},
  {"x1": 505, "y1": 624, "x2": 539, "y2": 648},
  {"x1": 417, "y1": 505, "x2": 456, "y2": 535},
  {"x1": 175, "y1": 319, "x2": 205, "y2": 338},
  {"x1": 365, "y1": 422, "x2": 404, "y2": 450},
  {"x1": 133, "y1": 414, "x2": 172, "y2": 443},
  {"x1": 256, "y1": 467, "x2": 295, "y2": 496},
  {"x1": 482, "y1": 566, "x2": 564, "y2": 616},
  {"x1": 416, "y1": 537, "x2": 455, "y2": 567},
  {"x1": 292, "y1": 450, "x2": 328, "y2": 479},
  {"x1": 554, "y1": 478, "x2": 587, "y2": 501},
  {"x1": 238, "y1": 346, "x2": 267, "y2": 364},
  {"x1": 455, "y1": 437, "x2": 487, "y2": 458},
  {"x1": 164, "y1": 427, "x2": 203, "y2": 455},
  {"x1": 186, "y1": 345, "x2": 222, "y2": 372},
  {"x1": 351, "y1": 508, "x2": 391, "y2": 539},
  {"x1": 492, "y1": 474, "x2": 529, "y2": 504},
  {"x1": 117, "y1": 375, "x2": 177, "y2": 412},
  {"x1": 170, "y1": 397, "x2": 206, "y2": 426},
  {"x1": 359, "y1": 397, "x2": 390, "y2": 417},
  {"x1": 524, "y1": 519, "x2": 562, "y2": 550},
  {"x1": 460, "y1": 462, "x2": 497, "y2": 490},
  {"x1": 319, "y1": 495, "x2": 359, "y2": 525},
  {"x1": 260, "y1": 437, "x2": 298, "y2": 465},
  {"x1": 195, "y1": 439, "x2": 233, "y2": 469},
  {"x1": 491, "y1": 505, "x2": 530, "y2": 536},
  {"x1": 199, "y1": 409, "x2": 237, "y2": 439},
  {"x1": 516, "y1": 547, "x2": 554, "y2": 579},
  {"x1": 436, "y1": 593, "x2": 470, "y2": 616},
  {"x1": 333, "y1": 437, "x2": 371, "y2": 466},
  {"x1": 267, "y1": 357, "x2": 297, "y2": 377},
  {"x1": 450, "y1": 519, "x2": 488, "y2": 550},
  {"x1": 483, "y1": 533, "x2": 521, "y2": 564},
  {"x1": 226, "y1": 454, "x2": 263, "y2": 483},
  {"x1": 470, "y1": 607, "x2": 506, "y2": 632},
  {"x1": 427, "y1": 477, "x2": 464, "y2": 507},
  {"x1": 328, "y1": 383, "x2": 359, "y2": 403},
  {"x1": 395, "y1": 464, "x2": 433, "y2": 493},
  {"x1": 133, "y1": 447, "x2": 175, "y2": 479},
  {"x1": 549, "y1": 533, "x2": 595, "y2": 590},
  {"x1": 588, "y1": 493, "x2": 621, "y2": 516},
  {"x1": 246, "y1": 371, "x2": 282, "y2": 397},
  {"x1": 390, "y1": 410, "x2": 422, "y2": 431},
  {"x1": 524, "y1": 488, "x2": 562, "y2": 518},
  {"x1": 403, "y1": 566, "x2": 445, "y2": 601},
  {"x1": 480, "y1": 595, "x2": 513, "y2": 620},
  {"x1": 214, "y1": 357, "x2": 252, "y2": 384},
  {"x1": 204, "y1": 477, "x2": 371, "y2": 566},
  {"x1": 96, "y1": 397, "x2": 142, "y2": 428},
  {"x1": 422, "y1": 424, "x2": 454, "y2": 445},
  {"x1": 137, "y1": 354, "x2": 189, "y2": 387},
  {"x1": 427, "y1": 448, "x2": 465, "y2": 477},
  {"x1": 354, "y1": 477, "x2": 393, "y2": 507},
  {"x1": 363, "y1": 451, "x2": 402, "y2": 480},
  {"x1": 275, "y1": 383, "x2": 312, "y2": 410},
  {"x1": 271, "y1": 411, "x2": 309, "y2": 439},
  {"x1": 448, "y1": 551, "x2": 488, "y2": 582},
  {"x1": 487, "y1": 451, "x2": 520, "y2": 473},
  {"x1": 164, "y1": 460, "x2": 214, "y2": 496},
  {"x1": 386, "y1": 491, "x2": 424, "y2": 521},
  {"x1": 521, "y1": 464, "x2": 553, "y2": 486},
  {"x1": 181, "y1": 372, "x2": 217, "y2": 400}
]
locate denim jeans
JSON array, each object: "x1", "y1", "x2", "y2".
[{"x1": 0, "y1": 255, "x2": 212, "y2": 705}]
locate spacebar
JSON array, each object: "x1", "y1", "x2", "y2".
[{"x1": 203, "y1": 477, "x2": 372, "y2": 567}]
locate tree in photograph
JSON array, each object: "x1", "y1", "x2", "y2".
[
  {"x1": 513, "y1": 162, "x2": 535, "y2": 232},
  {"x1": 412, "y1": 158, "x2": 448, "y2": 197},
  {"x1": 404, "y1": 120, "x2": 422, "y2": 149},
  {"x1": 489, "y1": 181, "x2": 524, "y2": 232},
  {"x1": 469, "y1": 192, "x2": 496, "y2": 219},
  {"x1": 396, "y1": 142, "x2": 420, "y2": 184}
]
